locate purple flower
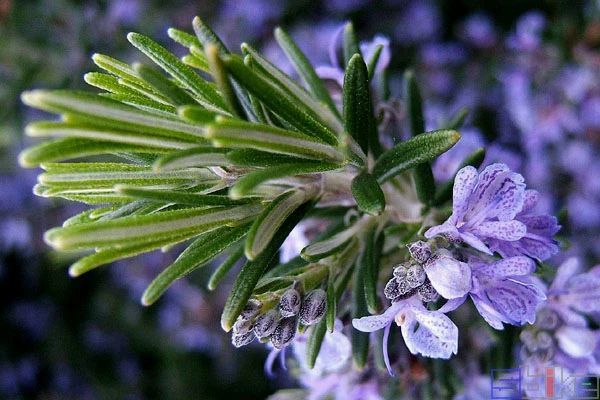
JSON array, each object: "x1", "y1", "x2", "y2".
[
  {"x1": 468, "y1": 256, "x2": 546, "y2": 329},
  {"x1": 352, "y1": 296, "x2": 459, "y2": 369},
  {"x1": 425, "y1": 163, "x2": 560, "y2": 260}
]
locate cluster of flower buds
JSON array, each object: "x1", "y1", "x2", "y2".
[
  {"x1": 384, "y1": 241, "x2": 440, "y2": 304},
  {"x1": 519, "y1": 307, "x2": 560, "y2": 363},
  {"x1": 231, "y1": 286, "x2": 327, "y2": 349}
]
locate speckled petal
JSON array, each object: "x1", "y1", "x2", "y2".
[{"x1": 472, "y1": 220, "x2": 527, "y2": 241}]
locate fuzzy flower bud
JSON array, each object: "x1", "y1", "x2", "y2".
[
  {"x1": 407, "y1": 240, "x2": 432, "y2": 264},
  {"x1": 279, "y1": 288, "x2": 302, "y2": 317},
  {"x1": 271, "y1": 317, "x2": 297, "y2": 349},
  {"x1": 406, "y1": 264, "x2": 427, "y2": 288},
  {"x1": 299, "y1": 289, "x2": 327, "y2": 325},
  {"x1": 253, "y1": 309, "x2": 280, "y2": 339},
  {"x1": 232, "y1": 330, "x2": 255, "y2": 348}
]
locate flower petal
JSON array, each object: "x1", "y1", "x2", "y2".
[
  {"x1": 401, "y1": 310, "x2": 458, "y2": 359},
  {"x1": 550, "y1": 258, "x2": 580, "y2": 292},
  {"x1": 475, "y1": 256, "x2": 536, "y2": 278},
  {"x1": 472, "y1": 220, "x2": 527, "y2": 241},
  {"x1": 459, "y1": 231, "x2": 493, "y2": 254},
  {"x1": 520, "y1": 189, "x2": 540, "y2": 213},
  {"x1": 424, "y1": 223, "x2": 459, "y2": 240},
  {"x1": 437, "y1": 296, "x2": 467, "y2": 313},
  {"x1": 470, "y1": 294, "x2": 506, "y2": 329},
  {"x1": 424, "y1": 250, "x2": 472, "y2": 299},
  {"x1": 451, "y1": 166, "x2": 478, "y2": 223},
  {"x1": 555, "y1": 326, "x2": 599, "y2": 358},
  {"x1": 487, "y1": 277, "x2": 545, "y2": 325},
  {"x1": 352, "y1": 301, "x2": 403, "y2": 332}
]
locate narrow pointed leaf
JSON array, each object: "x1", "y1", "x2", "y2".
[
  {"x1": 230, "y1": 162, "x2": 339, "y2": 199},
  {"x1": 153, "y1": 146, "x2": 229, "y2": 171},
  {"x1": 167, "y1": 28, "x2": 202, "y2": 49},
  {"x1": 221, "y1": 54, "x2": 339, "y2": 145},
  {"x1": 205, "y1": 45, "x2": 245, "y2": 117},
  {"x1": 208, "y1": 244, "x2": 245, "y2": 290},
  {"x1": 221, "y1": 200, "x2": 314, "y2": 331},
  {"x1": 207, "y1": 118, "x2": 344, "y2": 162},
  {"x1": 274, "y1": 27, "x2": 340, "y2": 119},
  {"x1": 366, "y1": 44, "x2": 384, "y2": 79},
  {"x1": 301, "y1": 229, "x2": 355, "y2": 262},
  {"x1": 326, "y1": 273, "x2": 336, "y2": 332},
  {"x1": 343, "y1": 22, "x2": 361, "y2": 66},
  {"x1": 192, "y1": 16, "x2": 229, "y2": 54},
  {"x1": 134, "y1": 64, "x2": 196, "y2": 106},
  {"x1": 343, "y1": 54, "x2": 374, "y2": 154},
  {"x1": 21, "y1": 90, "x2": 206, "y2": 139},
  {"x1": 352, "y1": 259, "x2": 370, "y2": 369},
  {"x1": 446, "y1": 107, "x2": 469, "y2": 130},
  {"x1": 351, "y1": 172, "x2": 385, "y2": 216},
  {"x1": 116, "y1": 186, "x2": 255, "y2": 206},
  {"x1": 44, "y1": 204, "x2": 261, "y2": 250},
  {"x1": 363, "y1": 225, "x2": 384, "y2": 314},
  {"x1": 142, "y1": 224, "x2": 250, "y2": 305},
  {"x1": 245, "y1": 190, "x2": 312, "y2": 260},
  {"x1": 92, "y1": 54, "x2": 156, "y2": 93},
  {"x1": 404, "y1": 70, "x2": 435, "y2": 204},
  {"x1": 306, "y1": 319, "x2": 328, "y2": 369},
  {"x1": 373, "y1": 129, "x2": 461, "y2": 183},
  {"x1": 127, "y1": 32, "x2": 228, "y2": 112},
  {"x1": 19, "y1": 138, "x2": 163, "y2": 168},
  {"x1": 25, "y1": 121, "x2": 199, "y2": 149},
  {"x1": 226, "y1": 149, "x2": 310, "y2": 167}
]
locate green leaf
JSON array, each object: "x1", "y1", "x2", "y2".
[
  {"x1": 206, "y1": 117, "x2": 345, "y2": 163},
  {"x1": 39, "y1": 162, "x2": 217, "y2": 190},
  {"x1": 153, "y1": 146, "x2": 229, "y2": 171},
  {"x1": 177, "y1": 105, "x2": 220, "y2": 124},
  {"x1": 44, "y1": 204, "x2": 261, "y2": 250},
  {"x1": 274, "y1": 27, "x2": 340, "y2": 119},
  {"x1": 351, "y1": 172, "x2": 385, "y2": 216},
  {"x1": 142, "y1": 224, "x2": 250, "y2": 305},
  {"x1": 220, "y1": 200, "x2": 314, "y2": 331},
  {"x1": 404, "y1": 69, "x2": 435, "y2": 205},
  {"x1": 116, "y1": 186, "x2": 255, "y2": 207},
  {"x1": 343, "y1": 22, "x2": 361, "y2": 66},
  {"x1": 19, "y1": 138, "x2": 163, "y2": 168},
  {"x1": 207, "y1": 244, "x2": 245, "y2": 290},
  {"x1": 25, "y1": 120, "x2": 199, "y2": 149},
  {"x1": 68, "y1": 230, "x2": 195, "y2": 277},
  {"x1": 240, "y1": 44, "x2": 343, "y2": 135},
  {"x1": 181, "y1": 53, "x2": 210, "y2": 72},
  {"x1": 226, "y1": 149, "x2": 309, "y2": 167},
  {"x1": 134, "y1": 64, "x2": 196, "y2": 106},
  {"x1": 84, "y1": 72, "x2": 147, "y2": 99},
  {"x1": 205, "y1": 44, "x2": 245, "y2": 117},
  {"x1": 363, "y1": 225, "x2": 384, "y2": 314},
  {"x1": 343, "y1": 54, "x2": 376, "y2": 154},
  {"x1": 245, "y1": 189, "x2": 313, "y2": 260},
  {"x1": 92, "y1": 54, "x2": 156, "y2": 93},
  {"x1": 127, "y1": 32, "x2": 228, "y2": 113},
  {"x1": 326, "y1": 273, "x2": 337, "y2": 332},
  {"x1": 21, "y1": 90, "x2": 207, "y2": 140},
  {"x1": 221, "y1": 54, "x2": 339, "y2": 145},
  {"x1": 366, "y1": 44, "x2": 384, "y2": 79},
  {"x1": 167, "y1": 28, "x2": 202, "y2": 49},
  {"x1": 229, "y1": 162, "x2": 339, "y2": 199},
  {"x1": 300, "y1": 229, "x2": 355, "y2": 262},
  {"x1": 306, "y1": 319, "x2": 328, "y2": 369},
  {"x1": 192, "y1": 16, "x2": 229, "y2": 54},
  {"x1": 352, "y1": 259, "x2": 370, "y2": 369},
  {"x1": 433, "y1": 147, "x2": 485, "y2": 206},
  {"x1": 372, "y1": 129, "x2": 461, "y2": 183},
  {"x1": 446, "y1": 107, "x2": 469, "y2": 130}
]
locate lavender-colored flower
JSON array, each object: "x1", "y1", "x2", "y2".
[
  {"x1": 425, "y1": 163, "x2": 560, "y2": 260},
  {"x1": 520, "y1": 258, "x2": 600, "y2": 396},
  {"x1": 353, "y1": 296, "x2": 459, "y2": 369},
  {"x1": 468, "y1": 256, "x2": 546, "y2": 329}
]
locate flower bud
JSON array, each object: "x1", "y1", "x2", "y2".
[
  {"x1": 384, "y1": 277, "x2": 413, "y2": 300},
  {"x1": 271, "y1": 317, "x2": 297, "y2": 349},
  {"x1": 406, "y1": 264, "x2": 426, "y2": 288},
  {"x1": 253, "y1": 309, "x2": 280, "y2": 339},
  {"x1": 392, "y1": 264, "x2": 408, "y2": 280},
  {"x1": 536, "y1": 308, "x2": 559, "y2": 330},
  {"x1": 232, "y1": 330, "x2": 255, "y2": 348},
  {"x1": 536, "y1": 331, "x2": 553, "y2": 349},
  {"x1": 417, "y1": 280, "x2": 439, "y2": 302},
  {"x1": 299, "y1": 289, "x2": 327, "y2": 325},
  {"x1": 240, "y1": 298, "x2": 262, "y2": 320},
  {"x1": 279, "y1": 288, "x2": 302, "y2": 317},
  {"x1": 407, "y1": 241, "x2": 432, "y2": 264},
  {"x1": 232, "y1": 316, "x2": 254, "y2": 335}
]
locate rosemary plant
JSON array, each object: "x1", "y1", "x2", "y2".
[{"x1": 21, "y1": 17, "x2": 559, "y2": 379}]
